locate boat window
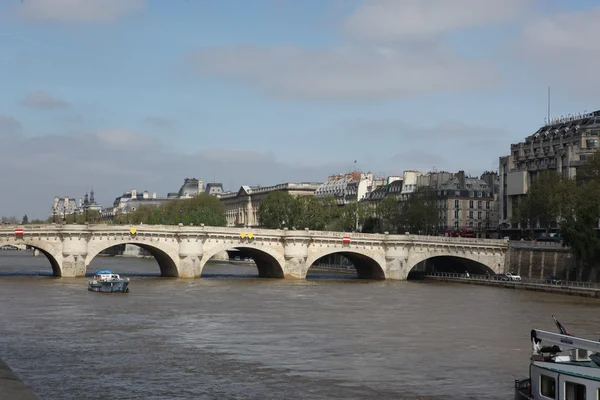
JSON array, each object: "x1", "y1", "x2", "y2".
[
  {"x1": 540, "y1": 375, "x2": 556, "y2": 399},
  {"x1": 565, "y1": 381, "x2": 585, "y2": 400}
]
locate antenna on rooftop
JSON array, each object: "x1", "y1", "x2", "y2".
[{"x1": 547, "y1": 86, "x2": 551, "y2": 124}]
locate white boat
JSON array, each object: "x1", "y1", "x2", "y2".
[
  {"x1": 515, "y1": 316, "x2": 600, "y2": 399},
  {"x1": 88, "y1": 269, "x2": 130, "y2": 293}
]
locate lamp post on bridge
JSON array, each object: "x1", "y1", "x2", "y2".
[{"x1": 179, "y1": 208, "x2": 183, "y2": 224}]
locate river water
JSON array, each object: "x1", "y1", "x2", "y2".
[{"x1": 1, "y1": 250, "x2": 600, "y2": 400}]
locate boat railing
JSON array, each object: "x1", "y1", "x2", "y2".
[{"x1": 424, "y1": 272, "x2": 600, "y2": 289}]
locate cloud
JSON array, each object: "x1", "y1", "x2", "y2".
[
  {"x1": 186, "y1": 44, "x2": 497, "y2": 100},
  {"x1": 17, "y1": 0, "x2": 144, "y2": 23},
  {"x1": 183, "y1": 0, "x2": 529, "y2": 100},
  {"x1": 342, "y1": 0, "x2": 532, "y2": 42},
  {"x1": 519, "y1": 7, "x2": 600, "y2": 96},
  {"x1": 0, "y1": 115, "x2": 23, "y2": 137},
  {"x1": 348, "y1": 119, "x2": 503, "y2": 142},
  {"x1": 347, "y1": 119, "x2": 504, "y2": 175},
  {"x1": 0, "y1": 129, "x2": 344, "y2": 220},
  {"x1": 390, "y1": 150, "x2": 449, "y2": 172},
  {"x1": 21, "y1": 91, "x2": 69, "y2": 110},
  {"x1": 143, "y1": 117, "x2": 175, "y2": 129}
]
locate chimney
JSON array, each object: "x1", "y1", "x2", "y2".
[{"x1": 457, "y1": 171, "x2": 466, "y2": 189}]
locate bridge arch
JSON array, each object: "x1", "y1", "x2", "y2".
[
  {"x1": 0, "y1": 239, "x2": 62, "y2": 276},
  {"x1": 200, "y1": 244, "x2": 285, "y2": 278},
  {"x1": 86, "y1": 240, "x2": 179, "y2": 277},
  {"x1": 305, "y1": 249, "x2": 386, "y2": 280},
  {"x1": 407, "y1": 251, "x2": 499, "y2": 278}
]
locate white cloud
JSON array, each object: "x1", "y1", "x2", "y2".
[
  {"x1": 342, "y1": 0, "x2": 532, "y2": 42},
  {"x1": 187, "y1": 44, "x2": 496, "y2": 100},
  {"x1": 21, "y1": 91, "x2": 69, "y2": 110},
  {"x1": 519, "y1": 7, "x2": 600, "y2": 96},
  {"x1": 0, "y1": 115, "x2": 23, "y2": 136},
  {"x1": 348, "y1": 118, "x2": 503, "y2": 141},
  {"x1": 0, "y1": 125, "x2": 344, "y2": 219},
  {"x1": 17, "y1": 0, "x2": 144, "y2": 23},
  {"x1": 184, "y1": 0, "x2": 532, "y2": 100}
]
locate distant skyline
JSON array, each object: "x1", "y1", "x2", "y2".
[{"x1": 1, "y1": 0, "x2": 600, "y2": 219}]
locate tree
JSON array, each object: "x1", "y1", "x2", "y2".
[
  {"x1": 397, "y1": 187, "x2": 439, "y2": 234},
  {"x1": 257, "y1": 191, "x2": 299, "y2": 229},
  {"x1": 21, "y1": 214, "x2": 28, "y2": 224},
  {"x1": 524, "y1": 170, "x2": 563, "y2": 234},
  {"x1": 375, "y1": 195, "x2": 400, "y2": 233},
  {"x1": 116, "y1": 194, "x2": 226, "y2": 226}
]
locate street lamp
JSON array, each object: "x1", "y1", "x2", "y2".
[
  {"x1": 179, "y1": 208, "x2": 183, "y2": 224},
  {"x1": 53, "y1": 207, "x2": 57, "y2": 224}
]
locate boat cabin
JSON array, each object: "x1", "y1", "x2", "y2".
[
  {"x1": 516, "y1": 329, "x2": 600, "y2": 400},
  {"x1": 94, "y1": 270, "x2": 122, "y2": 281}
]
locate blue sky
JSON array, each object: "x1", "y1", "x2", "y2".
[{"x1": 1, "y1": 0, "x2": 599, "y2": 219}]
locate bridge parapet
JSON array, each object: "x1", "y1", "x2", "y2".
[{"x1": 0, "y1": 225, "x2": 509, "y2": 279}]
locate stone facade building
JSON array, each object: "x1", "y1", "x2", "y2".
[
  {"x1": 436, "y1": 171, "x2": 499, "y2": 232},
  {"x1": 313, "y1": 171, "x2": 384, "y2": 205},
  {"x1": 499, "y1": 109, "x2": 600, "y2": 229},
  {"x1": 219, "y1": 182, "x2": 321, "y2": 227}
]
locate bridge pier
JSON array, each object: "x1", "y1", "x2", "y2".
[
  {"x1": 177, "y1": 232, "x2": 204, "y2": 278},
  {"x1": 282, "y1": 230, "x2": 310, "y2": 279},
  {"x1": 61, "y1": 253, "x2": 87, "y2": 277}
]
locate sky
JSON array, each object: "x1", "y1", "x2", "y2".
[{"x1": 1, "y1": 0, "x2": 600, "y2": 219}]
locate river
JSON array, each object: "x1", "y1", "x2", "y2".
[{"x1": 1, "y1": 250, "x2": 600, "y2": 399}]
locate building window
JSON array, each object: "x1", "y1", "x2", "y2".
[
  {"x1": 469, "y1": 200, "x2": 474, "y2": 209},
  {"x1": 469, "y1": 191, "x2": 474, "y2": 197},
  {"x1": 455, "y1": 191, "x2": 460, "y2": 197},
  {"x1": 565, "y1": 381, "x2": 585, "y2": 400},
  {"x1": 477, "y1": 201, "x2": 482, "y2": 209},
  {"x1": 486, "y1": 212, "x2": 489, "y2": 219},
  {"x1": 540, "y1": 375, "x2": 555, "y2": 399},
  {"x1": 477, "y1": 211, "x2": 482, "y2": 219},
  {"x1": 486, "y1": 201, "x2": 490, "y2": 209},
  {"x1": 469, "y1": 211, "x2": 473, "y2": 218},
  {"x1": 454, "y1": 200, "x2": 459, "y2": 209},
  {"x1": 486, "y1": 223, "x2": 490, "y2": 230},
  {"x1": 454, "y1": 210, "x2": 459, "y2": 219},
  {"x1": 454, "y1": 221, "x2": 459, "y2": 229}
]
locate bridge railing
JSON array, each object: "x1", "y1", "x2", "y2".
[
  {"x1": 0, "y1": 224, "x2": 509, "y2": 245},
  {"x1": 424, "y1": 272, "x2": 600, "y2": 289}
]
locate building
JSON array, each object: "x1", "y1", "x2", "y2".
[
  {"x1": 436, "y1": 171, "x2": 499, "y2": 232},
  {"x1": 499, "y1": 109, "x2": 600, "y2": 229},
  {"x1": 204, "y1": 183, "x2": 224, "y2": 196},
  {"x1": 81, "y1": 189, "x2": 102, "y2": 213},
  {"x1": 314, "y1": 171, "x2": 383, "y2": 205},
  {"x1": 178, "y1": 178, "x2": 204, "y2": 198},
  {"x1": 102, "y1": 189, "x2": 170, "y2": 217},
  {"x1": 51, "y1": 196, "x2": 78, "y2": 220},
  {"x1": 219, "y1": 182, "x2": 321, "y2": 227}
]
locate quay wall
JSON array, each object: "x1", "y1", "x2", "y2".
[
  {"x1": 505, "y1": 241, "x2": 597, "y2": 282},
  {"x1": 0, "y1": 358, "x2": 38, "y2": 399},
  {"x1": 423, "y1": 275, "x2": 600, "y2": 299}
]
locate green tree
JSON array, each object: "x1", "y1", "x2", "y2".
[
  {"x1": 375, "y1": 195, "x2": 399, "y2": 233},
  {"x1": 21, "y1": 214, "x2": 28, "y2": 224},
  {"x1": 560, "y1": 175, "x2": 600, "y2": 271},
  {"x1": 397, "y1": 186, "x2": 439, "y2": 234},
  {"x1": 116, "y1": 194, "x2": 226, "y2": 226},
  {"x1": 524, "y1": 170, "x2": 563, "y2": 234},
  {"x1": 257, "y1": 191, "x2": 299, "y2": 229}
]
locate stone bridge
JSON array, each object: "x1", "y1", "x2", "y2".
[{"x1": 0, "y1": 225, "x2": 509, "y2": 279}]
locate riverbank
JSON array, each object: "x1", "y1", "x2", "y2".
[
  {"x1": 423, "y1": 274, "x2": 600, "y2": 299},
  {"x1": 0, "y1": 358, "x2": 38, "y2": 399}
]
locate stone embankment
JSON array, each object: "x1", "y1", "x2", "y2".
[
  {"x1": 422, "y1": 273, "x2": 600, "y2": 299},
  {"x1": 0, "y1": 358, "x2": 38, "y2": 399}
]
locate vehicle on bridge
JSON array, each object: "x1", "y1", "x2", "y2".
[
  {"x1": 514, "y1": 316, "x2": 600, "y2": 400},
  {"x1": 88, "y1": 270, "x2": 130, "y2": 293}
]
